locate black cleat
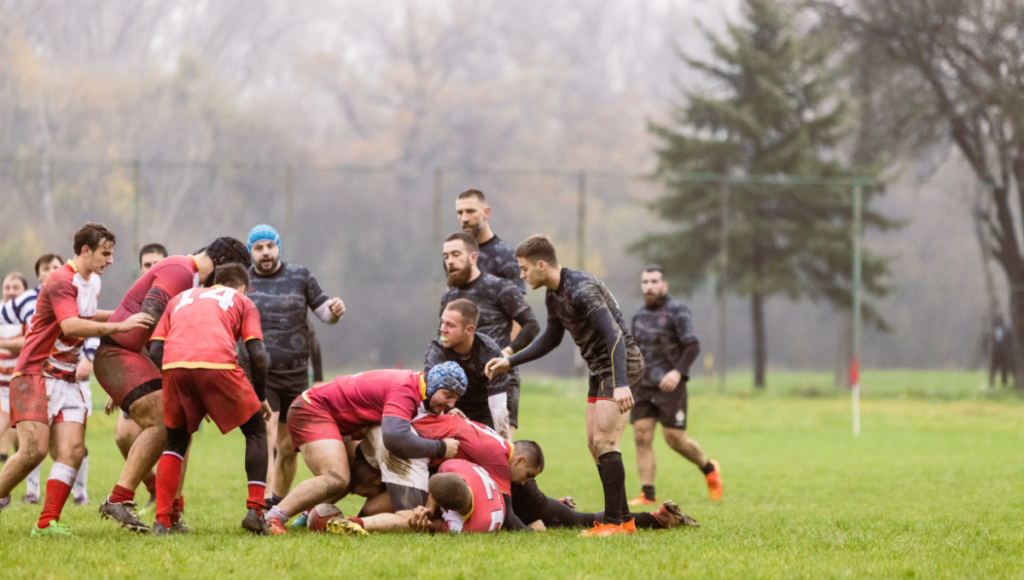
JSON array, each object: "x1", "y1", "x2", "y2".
[
  {"x1": 241, "y1": 509, "x2": 270, "y2": 535},
  {"x1": 170, "y1": 520, "x2": 191, "y2": 535},
  {"x1": 152, "y1": 522, "x2": 170, "y2": 536},
  {"x1": 99, "y1": 498, "x2": 150, "y2": 533}
]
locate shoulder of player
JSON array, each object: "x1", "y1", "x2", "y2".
[
  {"x1": 283, "y1": 262, "x2": 315, "y2": 279},
  {"x1": 665, "y1": 297, "x2": 693, "y2": 317},
  {"x1": 473, "y1": 333, "x2": 502, "y2": 357}
]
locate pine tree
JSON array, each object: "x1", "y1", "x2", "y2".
[{"x1": 634, "y1": 0, "x2": 898, "y2": 388}]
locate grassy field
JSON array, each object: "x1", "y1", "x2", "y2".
[{"x1": 2, "y1": 370, "x2": 1023, "y2": 579}]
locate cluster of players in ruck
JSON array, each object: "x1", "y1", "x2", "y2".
[{"x1": 0, "y1": 189, "x2": 721, "y2": 537}]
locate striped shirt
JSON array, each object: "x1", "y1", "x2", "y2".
[{"x1": 0, "y1": 286, "x2": 40, "y2": 327}]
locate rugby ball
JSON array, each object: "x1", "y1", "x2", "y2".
[{"x1": 308, "y1": 503, "x2": 344, "y2": 532}]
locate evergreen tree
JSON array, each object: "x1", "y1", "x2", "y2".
[{"x1": 634, "y1": 0, "x2": 898, "y2": 388}]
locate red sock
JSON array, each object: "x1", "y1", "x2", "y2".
[
  {"x1": 155, "y1": 453, "x2": 182, "y2": 528},
  {"x1": 143, "y1": 474, "x2": 157, "y2": 496},
  {"x1": 247, "y1": 483, "x2": 266, "y2": 511},
  {"x1": 109, "y1": 484, "x2": 134, "y2": 505},
  {"x1": 37, "y1": 468, "x2": 75, "y2": 529},
  {"x1": 347, "y1": 516, "x2": 364, "y2": 528},
  {"x1": 171, "y1": 495, "x2": 185, "y2": 524}
]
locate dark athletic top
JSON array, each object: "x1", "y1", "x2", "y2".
[
  {"x1": 631, "y1": 296, "x2": 699, "y2": 389},
  {"x1": 424, "y1": 333, "x2": 510, "y2": 429},
  {"x1": 440, "y1": 272, "x2": 538, "y2": 352}
]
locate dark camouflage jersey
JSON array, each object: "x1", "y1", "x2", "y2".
[
  {"x1": 546, "y1": 268, "x2": 641, "y2": 382},
  {"x1": 631, "y1": 296, "x2": 699, "y2": 389},
  {"x1": 424, "y1": 332, "x2": 510, "y2": 429},
  {"x1": 246, "y1": 262, "x2": 330, "y2": 389},
  {"x1": 440, "y1": 272, "x2": 530, "y2": 350},
  {"x1": 478, "y1": 235, "x2": 526, "y2": 294}
]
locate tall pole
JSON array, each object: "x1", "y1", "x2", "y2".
[
  {"x1": 717, "y1": 177, "x2": 730, "y2": 392},
  {"x1": 433, "y1": 168, "x2": 443, "y2": 299},
  {"x1": 284, "y1": 164, "x2": 295, "y2": 259},
  {"x1": 132, "y1": 160, "x2": 141, "y2": 265},
  {"x1": 851, "y1": 182, "x2": 863, "y2": 436},
  {"x1": 577, "y1": 171, "x2": 587, "y2": 270}
]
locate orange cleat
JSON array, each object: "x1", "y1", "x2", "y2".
[
  {"x1": 628, "y1": 494, "x2": 657, "y2": 506},
  {"x1": 266, "y1": 517, "x2": 287, "y2": 535},
  {"x1": 705, "y1": 460, "x2": 723, "y2": 501},
  {"x1": 578, "y1": 519, "x2": 637, "y2": 537}
]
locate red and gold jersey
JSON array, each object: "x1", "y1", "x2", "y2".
[
  {"x1": 108, "y1": 255, "x2": 200, "y2": 352},
  {"x1": 438, "y1": 459, "x2": 505, "y2": 534},
  {"x1": 302, "y1": 370, "x2": 425, "y2": 437},
  {"x1": 0, "y1": 321, "x2": 25, "y2": 388},
  {"x1": 151, "y1": 286, "x2": 262, "y2": 370},
  {"x1": 413, "y1": 414, "x2": 513, "y2": 495},
  {"x1": 14, "y1": 262, "x2": 100, "y2": 382}
]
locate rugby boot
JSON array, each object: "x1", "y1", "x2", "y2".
[
  {"x1": 628, "y1": 494, "x2": 657, "y2": 507},
  {"x1": 705, "y1": 460, "x2": 723, "y2": 501},
  {"x1": 292, "y1": 511, "x2": 309, "y2": 528},
  {"x1": 21, "y1": 493, "x2": 39, "y2": 505},
  {"x1": 170, "y1": 520, "x2": 191, "y2": 534},
  {"x1": 31, "y1": 522, "x2": 73, "y2": 537},
  {"x1": 578, "y1": 522, "x2": 615, "y2": 537},
  {"x1": 266, "y1": 517, "x2": 287, "y2": 535},
  {"x1": 99, "y1": 498, "x2": 150, "y2": 533},
  {"x1": 73, "y1": 493, "x2": 90, "y2": 506},
  {"x1": 242, "y1": 509, "x2": 270, "y2": 535},
  {"x1": 650, "y1": 500, "x2": 699, "y2": 529},
  {"x1": 558, "y1": 496, "x2": 576, "y2": 510},
  {"x1": 326, "y1": 516, "x2": 368, "y2": 537},
  {"x1": 152, "y1": 522, "x2": 171, "y2": 536}
]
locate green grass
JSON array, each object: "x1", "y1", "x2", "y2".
[{"x1": 3, "y1": 371, "x2": 1024, "y2": 579}]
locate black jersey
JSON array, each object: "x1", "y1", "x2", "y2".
[
  {"x1": 477, "y1": 235, "x2": 526, "y2": 294},
  {"x1": 632, "y1": 296, "x2": 699, "y2": 389},
  {"x1": 246, "y1": 262, "x2": 330, "y2": 386},
  {"x1": 424, "y1": 333, "x2": 510, "y2": 429},
  {"x1": 440, "y1": 272, "x2": 530, "y2": 350},
  {"x1": 546, "y1": 268, "x2": 640, "y2": 381}
]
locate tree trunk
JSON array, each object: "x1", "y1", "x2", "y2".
[
  {"x1": 1008, "y1": 283, "x2": 1024, "y2": 390},
  {"x1": 752, "y1": 290, "x2": 766, "y2": 389}
]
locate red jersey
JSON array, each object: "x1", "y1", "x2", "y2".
[
  {"x1": 108, "y1": 255, "x2": 200, "y2": 352},
  {"x1": 0, "y1": 322, "x2": 25, "y2": 388},
  {"x1": 14, "y1": 262, "x2": 101, "y2": 382},
  {"x1": 438, "y1": 459, "x2": 505, "y2": 534},
  {"x1": 150, "y1": 286, "x2": 263, "y2": 369},
  {"x1": 413, "y1": 414, "x2": 513, "y2": 494},
  {"x1": 302, "y1": 369, "x2": 426, "y2": 437}
]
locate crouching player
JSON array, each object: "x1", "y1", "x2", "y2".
[
  {"x1": 413, "y1": 460, "x2": 508, "y2": 534},
  {"x1": 266, "y1": 364, "x2": 467, "y2": 534},
  {"x1": 148, "y1": 264, "x2": 272, "y2": 535}
]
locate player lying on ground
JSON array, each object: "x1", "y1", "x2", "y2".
[
  {"x1": 486, "y1": 235, "x2": 646, "y2": 537},
  {"x1": 264, "y1": 364, "x2": 467, "y2": 534},
  {"x1": 94, "y1": 237, "x2": 251, "y2": 533},
  {"x1": 149, "y1": 263, "x2": 273, "y2": 535},
  {"x1": 327, "y1": 413, "x2": 543, "y2": 535},
  {"x1": 0, "y1": 223, "x2": 152, "y2": 536}
]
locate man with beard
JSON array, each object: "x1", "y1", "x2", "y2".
[
  {"x1": 439, "y1": 232, "x2": 538, "y2": 437},
  {"x1": 94, "y1": 237, "x2": 249, "y2": 532},
  {"x1": 244, "y1": 224, "x2": 345, "y2": 509},
  {"x1": 629, "y1": 265, "x2": 721, "y2": 504},
  {"x1": 454, "y1": 190, "x2": 526, "y2": 295}
]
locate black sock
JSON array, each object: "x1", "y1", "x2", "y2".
[
  {"x1": 642, "y1": 485, "x2": 656, "y2": 501},
  {"x1": 598, "y1": 452, "x2": 626, "y2": 525},
  {"x1": 240, "y1": 411, "x2": 269, "y2": 484},
  {"x1": 633, "y1": 511, "x2": 661, "y2": 529},
  {"x1": 700, "y1": 461, "x2": 716, "y2": 476}
]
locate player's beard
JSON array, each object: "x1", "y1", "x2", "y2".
[
  {"x1": 644, "y1": 291, "x2": 666, "y2": 307},
  {"x1": 255, "y1": 256, "x2": 279, "y2": 275},
  {"x1": 447, "y1": 262, "x2": 473, "y2": 288},
  {"x1": 462, "y1": 221, "x2": 482, "y2": 239}
]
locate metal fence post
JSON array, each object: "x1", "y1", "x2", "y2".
[
  {"x1": 851, "y1": 182, "x2": 863, "y2": 436},
  {"x1": 433, "y1": 168, "x2": 443, "y2": 299},
  {"x1": 133, "y1": 160, "x2": 141, "y2": 264},
  {"x1": 284, "y1": 164, "x2": 295, "y2": 259},
  {"x1": 717, "y1": 177, "x2": 730, "y2": 393},
  {"x1": 577, "y1": 171, "x2": 587, "y2": 270}
]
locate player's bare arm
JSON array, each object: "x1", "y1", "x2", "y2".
[
  {"x1": 59, "y1": 312, "x2": 153, "y2": 338},
  {"x1": 91, "y1": 309, "x2": 115, "y2": 323}
]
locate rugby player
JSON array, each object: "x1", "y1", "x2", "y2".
[
  {"x1": 243, "y1": 224, "x2": 345, "y2": 508},
  {"x1": 454, "y1": 190, "x2": 526, "y2": 294},
  {"x1": 0, "y1": 224, "x2": 152, "y2": 535},
  {"x1": 0, "y1": 272, "x2": 29, "y2": 461},
  {"x1": 102, "y1": 243, "x2": 169, "y2": 510},
  {"x1": 94, "y1": 237, "x2": 251, "y2": 532},
  {"x1": 485, "y1": 235, "x2": 645, "y2": 536},
  {"x1": 440, "y1": 232, "x2": 539, "y2": 437},
  {"x1": 630, "y1": 265, "x2": 722, "y2": 505},
  {"x1": 426, "y1": 299, "x2": 512, "y2": 438},
  {"x1": 148, "y1": 264, "x2": 272, "y2": 535},
  {"x1": 329, "y1": 413, "x2": 541, "y2": 535},
  {"x1": 1, "y1": 255, "x2": 65, "y2": 503},
  {"x1": 71, "y1": 337, "x2": 99, "y2": 505},
  {"x1": 265, "y1": 364, "x2": 467, "y2": 534}
]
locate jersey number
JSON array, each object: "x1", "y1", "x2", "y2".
[
  {"x1": 472, "y1": 466, "x2": 499, "y2": 500},
  {"x1": 174, "y1": 287, "x2": 238, "y2": 313}
]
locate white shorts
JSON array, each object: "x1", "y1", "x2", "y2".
[
  {"x1": 0, "y1": 385, "x2": 8, "y2": 413},
  {"x1": 79, "y1": 381, "x2": 93, "y2": 418},
  {"x1": 47, "y1": 378, "x2": 89, "y2": 425},
  {"x1": 359, "y1": 425, "x2": 429, "y2": 492}
]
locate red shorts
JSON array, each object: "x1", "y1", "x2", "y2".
[
  {"x1": 163, "y1": 367, "x2": 261, "y2": 434},
  {"x1": 286, "y1": 395, "x2": 342, "y2": 451},
  {"x1": 9, "y1": 374, "x2": 49, "y2": 425},
  {"x1": 94, "y1": 343, "x2": 162, "y2": 410}
]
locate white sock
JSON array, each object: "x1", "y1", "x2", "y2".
[
  {"x1": 73, "y1": 453, "x2": 89, "y2": 498},
  {"x1": 0, "y1": 495, "x2": 10, "y2": 511},
  {"x1": 267, "y1": 505, "x2": 289, "y2": 523},
  {"x1": 48, "y1": 462, "x2": 78, "y2": 486},
  {"x1": 26, "y1": 463, "x2": 41, "y2": 497}
]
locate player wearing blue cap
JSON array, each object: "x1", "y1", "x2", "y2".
[
  {"x1": 263, "y1": 364, "x2": 467, "y2": 534},
  {"x1": 242, "y1": 224, "x2": 346, "y2": 509}
]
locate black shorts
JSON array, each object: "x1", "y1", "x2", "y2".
[
  {"x1": 266, "y1": 371, "x2": 309, "y2": 423},
  {"x1": 587, "y1": 349, "x2": 645, "y2": 402},
  {"x1": 630, "y1": 381, "x2": 688, "y2": 430}
]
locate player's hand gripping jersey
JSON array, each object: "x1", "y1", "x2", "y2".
[
  {"x1": 413, "y1": 413, "x2": 513, "y2": 494},
  {"x1": 107, "y1": 255, "x2": 201, "y2": 352},
  {"x1": 438, "y1": 459, "x2": 506, "y2": 534},
  {"x1": 302, "y1": 369, "x2": 426, "y2": 436}
]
